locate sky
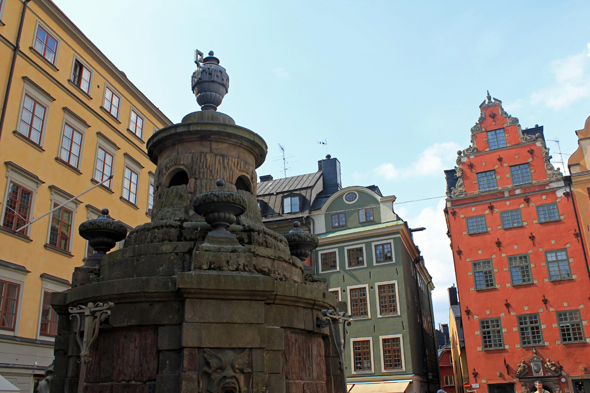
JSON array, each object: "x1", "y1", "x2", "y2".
[{"x1": 53, "y1": 0, "x2": 590, "y2": 327}]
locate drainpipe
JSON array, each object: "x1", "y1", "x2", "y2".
[
  {"x1": 0, "y1": 0, "x2": 30, "y2": 142},
  {"x1": 565, "y1": 175, "x2": 590, "y2": 281}
]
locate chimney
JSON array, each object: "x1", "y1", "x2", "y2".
[
  {"x1": 259, "y1": 175, "x2": 273, "y2": 182},
  {"x1": 318, "y1": 155, "x2": 341, "y2": 194},
  {"x1": 448, "y1": 285, "x2": 458, "y2": 306}
]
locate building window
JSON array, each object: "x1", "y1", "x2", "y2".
[
  {"x1": 148, "y1": 182, "x2": 155, "y2": 212},
  {"x1": 349, "y1": 287, "x2": 369, "y2": 318},
  {"x1": 472, "y1": 260, "x2": 495, "y2": 289},
  {"x1": 2, "y1": 182, "x2": 32, "y2": 233},
  {"x1": 129, "y1": 110, "x2": 144, "y2": 139},
  {"x1": 48, "y1": 204, "x2": 72, "y2": 251},
  {"x1": 352, "y1": 340, "x2": 372, "y2": 372},
  {"x1": 511, "y1": 164, "x2": 532, "y2": 186},
  {"x1": 359, "y1": 208, "x2": 374, "y2": 223},
  {"x1": 72, "y1": 59, "x2": 92, "y2": 94},
  {"x1": 0, "y1": 279, "x2": 20, "y2": 330},
  {"x1": 347, "y1": 246, "x2": 365, "y2": 268},
  {"x1": 377, "y1": 283, "x2": 397, "y2": 316},
  {"x1": 477, "y1": 170, "x2": 497, "y2": 192},
  {"x1": 444, "y1": 376, "x2": 454, "y2": 386},
  {"x1": 283, "y1": 196, "x2": 299, "y2": 213},
  {"x1": 480, "y1": 318, "x2": 504, "y2": 349},
  {"x1": 501, "y1": 209, "x2": 522, "y2": 229},
  {"x1": 122, "y1": 167, "x2": 139, "y2": 205},
  {"x1": 103, "y1": 87, "x2": 120, "y2": 118},
  {"x1": 508, "y1": 254, "x2": 533, "y2": 285},
  {"x1": 374, "y1": 242, "x2": 393, "y2": 263},
  {"x1": 332, "y1": 213, "x2": 346, "y2": 228},
  {"x1": 487, "y1": 129, "x2": 507, "y2": 150},
  {"x1": 466, "y1": 215, "x2": 487, "y2": 234},
  {"x1": 382, "y1": 337, "x2": 403, "y2": 370},
  {"x1": 18, "y1": 94, "x2": 46, "y2": 145},
  {"x1": 320, "y1": 251, "x2": 337, "y2": 272},
  {"x1": 546, "y1": 249, "x2": 571, "y2": 280},
  {"x1": 329, "y1": 288, "x2": 340, "y2": 301},
  {"x1": 517, "y1": 314, "x2": 543, "y2": 346},
  {"x1": 537, "y1": 203, "x2": 560, "y2": 223},
  {"x1": 557, "y1": 310, "x2": 585, "y2": 343},
  {"x1": 59, "y1": 124, "x2": 83, "y2": 169},
  {"x1": 94, "y1": 147, "x2": 113, "y2": 189},
  {"x1": 39, "y1": 291, "x2": 58, "y2": 337},
  {"x1": 345, "y1": 192, "x2": 357, "y2": 203},
  {"x1": 34, "y1": 25, "x2": 58, "y2": 65}
]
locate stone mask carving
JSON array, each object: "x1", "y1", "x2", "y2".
[{"x1": 200, "y1": 349, "x2": 252, "y2": 393}]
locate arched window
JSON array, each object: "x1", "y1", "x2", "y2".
[
  {"x1": 166, "y1": 168, "x2": 189, "y2": 187},
  {"x1": 235, "y1": 175, "x2": 252, "y2": 192}
]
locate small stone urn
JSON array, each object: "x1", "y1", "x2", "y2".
[
  {"x1": 78, "y1": 209, "x2": 128, "y2": 267},
  {"x1": 283, "y1": 221, "x2": 319, "y2": 261},
  {"x1": 191, "y1": 51, "x2": 230, "y2": 111},
  {"x1": 192, "y1": 179, "x2": 247, "y2": 244}
]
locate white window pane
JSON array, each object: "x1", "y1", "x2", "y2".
[
  {"x1": 97, "y1": 148, "x2": 105, "y2": 160},
  {"x1": 24, "y1": 96, "x2": 34, "y2": 111},
  {"x1": 64, "y1": 125, "x2": 73, "y2": 138},
  {"x1": 18, "y1": 121, "x2": 29, "y2": 135},
  {"x1": 21, "y1": 110, "x2": 32, "y2": 124},
  {"x1": 71, "y1": 156, "x2": 78, "y2": 168},
  {"x1": 105, "y1": 154, "x2": 113, "y2": 166},
  {"x1": 31, "y1": 130, "x2": 41, "y2": 144},
  {"x1": 73, "y1": 131, "x2": 82, "y2": 144},
  {"x1": 34, "y1": 104, "x2": 45, "y2": 119},
  {"x1": 60, "y1": 148, "x2": 69, "y2": 161}
]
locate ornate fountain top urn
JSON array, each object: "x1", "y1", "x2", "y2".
[{"x1": 191, "y1": 50, "x2": 230, "y2": 111}]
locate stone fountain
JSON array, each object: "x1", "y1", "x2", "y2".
[{"x1": 49, "y1": 50, "x2": 348, "y2": 393}]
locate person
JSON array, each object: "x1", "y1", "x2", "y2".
[
  {"x1": 535, "y1": 381, "x2": 549, "y2": 393},
  {"x1": 437, "y1": 389, "x2": 447, "y2": 393}
]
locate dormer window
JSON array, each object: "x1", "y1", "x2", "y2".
[
  {"x1": 487, "y1": 129, "x2": 506, "y2": 150},
  {"x1": 284, "y1": 196, "x2": 299, "y2": 213}
]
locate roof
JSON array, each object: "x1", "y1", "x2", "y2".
[
  {"x1": 257, "y1": 172, "x2": 322, "y2": 195},
  {"x1": 317, "y1": 220, "x2": 404, "y2": 239}
]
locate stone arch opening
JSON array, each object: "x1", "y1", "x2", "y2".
[
  {"x1": 166, "y1": 168, "x2": 189, "y2": 187},
  {"x1": 235, "y1": 175, "x2": 252, "y2": 193}
]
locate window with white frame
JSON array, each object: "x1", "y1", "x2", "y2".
[
  {"x1": 0, "y1": 263, "x2": 27, "y2": 335},
  {"x1": 319, "y1": 250, "x2": 338, "y2": 273},
  {"x1": 444, "y1": 375, "x2": 454, "y2": 386},
  {"x1": 46, "y1": 187, "x2": 80, "y2": 254},
  {"x1": 329, "y1": 288, "x2": 340, "y2": 301},
  {"x1": 129, "y1": 109, "x2": 144, "y2": 139},
  {"x1": 33, "y1": 24, "x2": 58, "y2": 65},
  {"x1": 373, "y1": 240, "x2": 394, "y2": 264},
  {"x1": 351, "y1": 338, "x2": 373, "y2": 373},
  {"x1": 283, "y1": 195, "x2": 299, "y2": 213},
  {"x1": 375, "y1": 281, "x2": 399, "y2": 317},
  {"x1": 147, "y1": 175, "x2": 155, "y2": 214},
  {"x1": 122, "y1": 155, "x2": 142, "y2": 206},
  {"x1": 103, "y1": 86, "x2": 120, "y2": 118},
  {"x1": 381, "y1": 335, "x2": 404, "y2": 372},
  {"x1": 59, "y1": 123, "x2": 83, "y2": 169},
  {"x1": 94, "y1": 147, "x2": 113, "y2": 188},
  {"x1": 17, "y1": 78, "x2": 54, "y2": 147},
  {"x1": 348, "y1": 285, "x2": 370, "y2": 319},
  {"x1": 1, "y1": 162, "x2": 43, "y2": 238},
  {"x1": 71, "y1": 58, "x2": 92, "y2": 94}
]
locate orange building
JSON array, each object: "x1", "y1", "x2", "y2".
[{"x1": 444, "y1": 94, "x2": 590, "y2": 393}]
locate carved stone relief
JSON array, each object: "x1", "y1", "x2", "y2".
[
  {"x1": 451, "y1": 166, "x2": 466, "y2": 198},
  {"x1": 199, "y1": 349, "x2": 252, "y2": 393},
  {"x1": 539, "y1": 140, "x2": 563, "y2": 181}
]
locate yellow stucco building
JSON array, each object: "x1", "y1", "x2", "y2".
[
  {"x1": 0, "y1": 0, "x2": 171, "y2": 390},
  {"x1": 568, "y1": 115, "x2": 590, "y2": 260}
]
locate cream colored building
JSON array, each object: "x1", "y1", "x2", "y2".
[{"x1": 0, "y1": 1, "x2": 171, "y2": 391}]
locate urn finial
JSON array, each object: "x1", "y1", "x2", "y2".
[{"x1": 191, "y1": 49, "x2": 230, "y2": 111}]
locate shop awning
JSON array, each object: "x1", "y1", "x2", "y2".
[
  {"x1": 0, "y1": 374, "x2": 21, "y2": 393},
  {"x1": 347, "y1": 381, "x2": 411, "y2": 393}
]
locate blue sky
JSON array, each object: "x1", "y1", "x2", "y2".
[{"x1": 54, "y1": 0, "x2": 590, "y2": 326}]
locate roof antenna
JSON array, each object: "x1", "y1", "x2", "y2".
[
  {"x1": 278, "y1": 143, "x2": 288, "y2": 178},
  {"x1": 547, "y1": 138, "x2": 567, "y2": 175},
  {"x1": 318, "y1": 139, "x2": 328, "y2": 156}
]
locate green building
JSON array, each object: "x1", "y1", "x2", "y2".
[{"x1": 310, "y1": 185, "x2": 439, "y2": 393}]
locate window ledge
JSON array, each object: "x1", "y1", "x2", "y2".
[
  {"x1": 44, "y1": 244, "x2": 73, "y2": 258},
  {"x1": 475, "y1": 287, "x2": 498, "y2": 291},
  {"x1": 12, "y1": 130, "x2": 45, "y2": 151},
  {"x1": 126, "y1": 129, "x2": 145, "y2": 144},
  {"x1": 560, "y1": 341, "x2": 587, "y2": 345},
  {"x1": 119, "y1": 196, "x2": 139, "y2": 210},
  {"x1": 145, "y1": 211, "x2": 152, "y2": 218},
  {"x1": 100, "y1": 106, "x2": 121, "y2": 124},
  {"x1": 502, "y1": 225, "x2": 524, "y2": 230},
  {"x1": 375, "y1": 260, "x2": 395, "y2": 265},
  {"x1": 29, "y1": 47, "x2": 59, "y2": 72},
  {"x1": 346, "y1": 265, "x2": 367, "y2": 270},
  {"x1": 377, "y1": 313, "x2": 401, "y2": 318},
  {"x1": 67, "y1": 79, "x2": 92, "y2": 100},
  {"x1": 467, "y1": 231, "x2": 489, "y2": 235},
  {"x1": 0, "y1": 226, "x2": 32, "y2": 242},
  {"x1": 90, "y1": 178, "x2": 114, "y2": 194},
  {"x1": 538, "y1": 219, "x2": 561, "y2": 224},
  {"x1": 548, "y1": 277, "x2": 574, "y2": 282},
  {"x1": 351, "y1": 316, "x2": 371, "y2": 321},
  {"x1": 55, "y1": 157, "x2": 82, "y2": 175},
  {"x1": 511, "y1": 282, "x2": 535, "y2": 287}
]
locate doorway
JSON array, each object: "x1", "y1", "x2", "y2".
[
  {"x1": 488, "y1": 383, "x2": 515, "y2": 393},
  {"x1": 573, "y1": 379, "x2": 590, "y2": 393}
]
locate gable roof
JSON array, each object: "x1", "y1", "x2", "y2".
[{"x1": 257, "y1": 172, "x2": 322, "y2": 195}]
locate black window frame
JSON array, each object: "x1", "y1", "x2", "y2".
[
  {"x1": 480, "y1": 317, "x2": 504, "y2": 350},
  {"x1": 556, "y1": 310, "x2": 585, "y2": 343}
]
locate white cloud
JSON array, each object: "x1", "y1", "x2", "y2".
[
  {"x1": 407, "y1": 199, "x2": 456, "y2": 326},
  {"x1": 369, "y1": 141, "x2": 460, "y2": 181},
  {"x1": 530, "y1": 43, "x2": 590, "y2": 109},
  {"x1": 272, "y1": 67, "x2": 290, "y2": 79}
]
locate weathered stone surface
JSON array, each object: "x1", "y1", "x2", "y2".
[
  {"x1": 66, "y1": 277, "x2": 178, "y2": 305},
  {"x1": 265, "y1": 350, "x2": 283, "y2": 374},
  {"x1": 266, "y1": 374, "x2": 286, "y2": 393},
  {"x1": 155, "y1": 374, "x2": 180, "y2": 393},
  {"x1": 265, "y1": 327, "x2": 284, "y2": 351},
  {"x1": 158, "y1": 325, "x2": 181, "y2": 350},
  {"x1": 185, "y1": 299, "x2": 264, "y2": 324},
  {"x1": 110, "y1": 302, "x2": 182, "y2": 327},
  {"x1": 265, "y1": 305, "x2": 305, "y2": 330},
  {"x1": 177, "y1": 271, "x2": 275, "y2": 300},
  {"x1": 283, "y1": 331, "x2": 326, "y2": 386},
  {"x1": 179, "y1": 373, "x2": 199, "y2": 393},
  {"x1": 182, "y1": 323, "x2": 266, "y2": 348},
  {"x1": 159, "y1": 351, "x2": 181, "y2": 375}
]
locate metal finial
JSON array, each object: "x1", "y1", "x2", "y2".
[{"x1": 208, "y1": 51, "x2": 214, "y2": 56}]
